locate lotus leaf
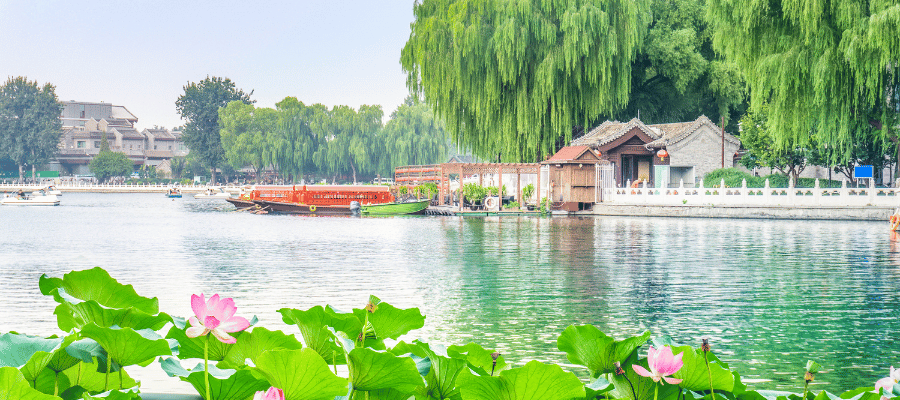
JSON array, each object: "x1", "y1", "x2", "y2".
[
  {"x1": 347, "y1": 347, "x2": 423, "y2": 394},
  {"x1": 0, "y1": 333, "x2": 64, "y2": 369},
  {"x1": 217, "y1": 327, "x2": 303, "y2": 369},
  {"x1": 253, "y1": 348, "x2": 348, "y2": 400},
  {"x1": 53, "y1": 301, "x2": 171, "y2": 332},
  {"x1": 60, "y1": 360, "x2": 137, "y2": 394},
  {"x1": 78, "y1": 389, "x2": 142, "y2": 399},
  {"x1": 159, "y1": 357, "x2": 269, "y2": 400},
  {"x1": 412, "y1": 342, "x2": 466, "y2": 400},
  {"x1": 557, "y1": 325, "x2": 650, "y2": 377},
  {"x1": 62, "y1": 340, "x2": 105, "y2": 366},
  {"x1": 352, "y1": 296, "x2": 425, "y2": 342},
  {"x1": 165, "y1": 324, "x2": 237, "y2": 361},
  {"x1": 278, "y1": 306, "x2": 360, "y2": 363},
  {"x1": 583, "y1": 375, "x2": 614, "y2": 399},
  {"x1": 0, "y1": 367, "x2": 61, "y2": 400},
  {"x1": 447, "y1": 343, "x2": 508, "y2": 377},
  {"x1": 39, "y1": 268, "x2": 158, "y2": 314},
  {"x1": 457, "y1": 360, "x2": 585, "y2": 400},
  {"x1": 838, "y1": 387, "x2": 882, "y2": 400},
  {"x1": 79, "y1": 324, "x2": 172, "y2": 369},
  {"x1": 668, "y1": 345, "x2": 734, "y2": 392}
]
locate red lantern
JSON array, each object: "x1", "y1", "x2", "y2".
[{"x1": 657, "y1": 149, "x2": 668, "y2": 160}]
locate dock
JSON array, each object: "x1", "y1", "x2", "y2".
[{"x1": 425, "y1": 205, "x2": 542, "y2": 216}]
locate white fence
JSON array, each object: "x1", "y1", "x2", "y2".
[
  {"x1": 0, "y1": 183, "x2": 243, "y2": 193},
  {"x1": 602, "y1": 178, "x2": 900, "y2": 207}
]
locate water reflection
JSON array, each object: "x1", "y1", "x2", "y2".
[{"x1": 0, "y1": 194, "x2": 898, "y2": 393}]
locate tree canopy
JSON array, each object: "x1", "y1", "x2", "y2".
[
  {"x1": 401, "y1": 0, "x2": 650, "y2": 162},
  {"x1": 0, "y1": 76, "x2": 63, "y2": 181},
  {"x1": 380, "y1": 96, "x2": 449, "y2": 173},
  {"x1": 90, "y1": 133, "x2": 133, "y2": 182},
  {"x1": 176, "y1": 76, "x2": 253, "y2": 184},
  {"x1": 707, "y1": 0, "x2": 900, "y2": 158}
]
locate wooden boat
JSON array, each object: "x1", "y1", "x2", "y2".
[
  {"x1": 361, "y1": 199, "x2": 429, "y2": 215},
  {"x1": 244, "y1": 185, "x2": 395, "y2": 215}
]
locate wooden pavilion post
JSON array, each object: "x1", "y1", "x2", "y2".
[
  {"x1": 516, "y1": 169, "x2": 521, "y2": 209},
  {"x1": 458, "y1": 164, "x2": 464, "y2": 212},
  {"x1": 536, "y1": 164, "x2": 542, "y2": 207}
]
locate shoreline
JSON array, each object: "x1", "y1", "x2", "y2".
[{"x1": 580, "y1": 204, "x2": 893, "y2": 221}]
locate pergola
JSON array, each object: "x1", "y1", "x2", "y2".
[{"x1": 437, "y1": 162, "x2": 541, "y2": 211}]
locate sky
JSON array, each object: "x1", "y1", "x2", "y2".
[{"x1": 0, "y1": 1, "x2": 416, "y2": 131}]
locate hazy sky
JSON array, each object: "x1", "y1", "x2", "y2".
[{"x1": 0, "y1": 1, "x2": 416, "y2": 131}]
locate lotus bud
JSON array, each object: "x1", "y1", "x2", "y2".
[
  {"x1": 701, "y1": 338, "x2": 711, "y2": 353},
  {"x1": 614, "y1": 361, "x2": 625, "y2": 375}
]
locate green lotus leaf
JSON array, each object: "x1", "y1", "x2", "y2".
[
  {"x1": 413, "y1": 342, "x2": 466, "y2": 400},
  {"x1": 447, "y1": 343, "x2": 507, "y2": 377},
  {"x1": 584, "y1": 375, "x2": 614, "y2": 399},
  {"x1": 79, "y1": 324, "x2": 172, "y2": 368},
  {"x1": 63, "y1": 340, "x2": 105, "y2": 366},
  {"x1": 670, "y1": 345, "x2": 734, "y2": 392},
  {"x1": 217, "y1": 327, "x2": 303, "y2": 370},
  {"x1": 369, "y1": 388, "x2": 415, "y2": 400},
  {"x1": 457, "y1": 360, "x2": 585, "y2": 400},
  {"x1": 0, "y1": 333, "x2": 64, "y2": 369},
  {"x1": 352, "y1": 296, "x2": 425, "y2": 341},
  {"x1": 79, "y1": 388, "x2": 142, "y2": 399},
  {"x1": 53, "y1": 301, "x2": 171, "y2": 332},
  {"x1": 165, "y1": 324, "x2": 238, "y2": 361},
  {"x1": 254, "y1": 348, "x2": 348, "y2": 400},
  {"x1": 279, "y1": 306, "x2": 361, "y2": 363},
  {"x1": 159, "y1": 357, "x2": 269, "y2": 400},
  {"x1": 348, "y1": 347, "x2": 423, "y2": 393},
  {"x1": 39, "y1": 268, "x2": 158, "y2": 314},
  {"x1": 839, "y1": 387, "x2": 882, "y2": 400},
  {"x1": 60, "y1": 361, "x2": 137, "y2": 394},
  {"x1": 557, "y1": 325, "x2": 650, "y2": 377},
  {"x1": 609, "y1": 352, "x2": 680, "y2": 400},
  {"x1": 0, "y1": 367, "x2": 61, "y2": 400}
]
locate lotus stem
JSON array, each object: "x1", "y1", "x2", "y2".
[
  {"x1": 653, "y1": 383, "x2": 659, "y2": 400},
  {"x1": 205, "y1": 334, "x2": 211, "y2": 400},
  {"x1": 105, "y1": 365, "x2": 109, "y2": 392},
  {"x1": 703, "y1": 350, "x2": 715, "y2": 399},
  {"x1": 332, "y1": 350, "x2": 337, "y2": 375},
  {"x1": 119, "y1": 367, "x2": 123, "y2": 390},
  {"x1": 76, "y1": 362, "x2": 81, "y2": 386},
  {"x1": 54, "y1": 372, "x2": 59, "y2": 396}
]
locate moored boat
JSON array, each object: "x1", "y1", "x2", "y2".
[
  {"x1": 361, "y1": 199, "x2": 430, "y2": 215},
  {"x1": 194, "y1": 187, "x2": 233, "y2": 199},
  {"x1": 244, "y1": 185, "x2": 395, "y2": 215},
  {"x1": 33, "y1": 185, "x2": 62, "y2": 196},
  {"x1": 2, "y1": 190, "x2": 60, "y2": 206},
  {"x1": 165, "y1": 188, "x2": 182, "y2": 198}
]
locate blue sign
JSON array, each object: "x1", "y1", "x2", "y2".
[{"x1": 855, "y1": 165, "x2": 874, "y2": 179}]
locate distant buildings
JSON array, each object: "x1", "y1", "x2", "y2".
[{"x1": 51, "y1": 101, "x2": 188, "y2": 176}]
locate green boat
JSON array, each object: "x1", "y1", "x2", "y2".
[{"x1": 361, "y1": 199, "x2": 430, "y2": 215}]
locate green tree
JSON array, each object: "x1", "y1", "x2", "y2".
[
  {"x1": 603, "y1": 0, "x2": 747, "y2": 130},
  {"x1": 219, "y1": 101, "x2": 278, "y2": 182},
  {"x1": 0, "y1": 77, "x2": 63, "y2": 181},
  {"x1": 314, "y1": 104, "x2": 382, "y2": 183},
  {"x1": 402, "y1": 0, "x2": 650, "y2": 162},
  {"x1": 738, "y1": 104, "x2": 823, "y2": 184},
  {"x1": 707, "y1": 0, "x2": 900, "y2": 158},
  {"x1": 90, "y1": 133, "x2": 133, "y2": 182},
  {"x1": 175, "y1": 76, "x2": 253, "y2": 184},
  {"x1": 273, "y1": 98, "x2": 326, "y2": 183},
  {"x1": 380, "y1": 95, "x2": 449, "y2": 174}
]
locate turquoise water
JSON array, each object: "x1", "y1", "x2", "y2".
[{"x1": 1, "y1": 193, "x2": 898, "y2": 393}]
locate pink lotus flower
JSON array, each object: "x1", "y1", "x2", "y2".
[
  {"x1": 875, "y1": 366, "x2": 900, "y2": 396},
  {"x1": 632, "y1": 345, "x2": 684, "y2": 385},
  {"x1": 253, "y1": 387, "x2": 284, "y2": 400},
  {"x1": 186, "y1": 293, "x2": 250, "y2": 344}
]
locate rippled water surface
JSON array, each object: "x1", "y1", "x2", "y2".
[{"x1": 2, "y1": 193, "x2": 899, "y2": 394}]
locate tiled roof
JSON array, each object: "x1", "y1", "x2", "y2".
[
  {"x1": 644, "y1": 115, "x2": 741, "y2": 148},
  {"x1": 547, "y1": 146, "x2": 593, "y2": 162},
  {"x1": 572, "y1": 116, "x2": 740, "y2": 149},
  {"x1": 145, "y1": 128, "x2": 175, "y2": 140},
  {"x1": 112, "y1": 127, "x2": 145, "y2": 139}
]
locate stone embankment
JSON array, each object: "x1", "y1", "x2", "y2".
[{"x1": 587, "y1": 204, "x2": 894, "y2": 221}]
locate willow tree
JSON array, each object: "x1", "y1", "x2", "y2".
[
  {"x1": 313, "y1": 105, "x2": 383, "y2": 184},
  {"x1": 380, "y1": 95, "x2": 449, "y2": 174},
  {"x1": 401, "y1": 0, "x2": 649, "y2": 162},
  {"x1": 273, "y1": 98, "x2": 327, "y2": 183},
  {"x1": 218, "y1": 101, "x2": 277, "y2": 181},
  {"x1": 707, "y1": 0, "x2": 900, "y2": 160}
]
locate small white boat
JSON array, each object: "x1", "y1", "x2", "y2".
[
  {"x1": 32, "y1": 185, "x2": 62, "y2": 196},
  {"x1": 2, "y1": 190, "x2": 61, "y2": 206},
  {"x1": 194, "y1": 187, "x2": 234, "y2": 199}
]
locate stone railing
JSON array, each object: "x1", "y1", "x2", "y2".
[
  {"x1": 602, "y1": 178, "x2": 900, "y2": 208},
  {"x1": 0, "y1": 183, "x2": 243, "y2": 194}
]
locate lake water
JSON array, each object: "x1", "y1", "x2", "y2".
[{"x1": 1, "y1": 193, "x2": 898, "y2": 394}]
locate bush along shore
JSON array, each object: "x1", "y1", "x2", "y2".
[{"x1": 1, "y1": 267, "x2": 898, "y2": 400}]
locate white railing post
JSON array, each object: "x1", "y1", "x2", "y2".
[
  {"x1": 720, "y1": 178, "x2": 727, "y2": 202},
  {"x1": 741, "y1": 178, "x2": 748, "y2": 203},
  {"x1": 814, "y1": 178, "x2": 821, "y2": 205},
  {"x1": 764, "y1": 178, "x2": 771, "y2": 205},
  {"x1": 698, "y1": 180, "x2": 706, "y2": 203},
  {"x1": 788, "y1": 176, "x2": 795, "y2": 205},
  {"x1": 869, "y1": 177, "x2": 876, "y2": 205}
]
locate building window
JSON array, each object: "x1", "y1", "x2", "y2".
[
  {"x1": 168, "y1": 145, "x2": 172, "y2": 150},
  {"x1": 129, "y1": 145, "x2": 132, "y2": 150},
  {"x1": 77, "y1": 141, "x2": 86, "y2": 148},
  {"x1": 94, "y1": 141, "x2": 100, "y2": 148},
  {"x1": 154, "y1": 145, "x2": 157, "y2": 150}
]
